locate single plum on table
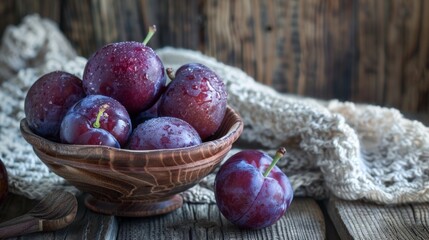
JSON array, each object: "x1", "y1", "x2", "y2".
[
  {"x1": 82, "y1": 26, "x2": 166, "y2": 115},
  {"x1": 214, "y1": 148, "x2": 293, "y2": 229},
  {"x1": 60, "y1": 95, "x2": 132, "y2": 148},
  {"x1": 128, "y1": 117, "x2": 202, "y2": 150},
  {"x1": 24, "y1": 71, "x2": 85, "y2": 141},
  {"x1": 158, "y1": 63, "x2": 227, "y2": 140}
]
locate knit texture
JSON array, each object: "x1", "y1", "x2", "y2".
[{"x1": 1, "y1": 15, "x2": 428, "y2": 204}]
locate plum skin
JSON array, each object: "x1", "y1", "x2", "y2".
[
  {"x1": 24, "y1": 71, "x2": 85, "y2": 141},
  {"x1": 214, "y1": 150, "x2": 293, "y2": 229},
  {"x1": 158, "y1": 63, "x2": 227, "y2": 140},
  {"x1": 128, "y1": 117, "x2": 202, "y2": 150},
  {"x1": 60, "y1": 95, "x2": 131, "y2": 147},
  {"x1": 83, "y1": 41, "x2": 166, "y2": 116},
  {"x1": 60, "y1": 113, "x2": 120, "y2": 148}
]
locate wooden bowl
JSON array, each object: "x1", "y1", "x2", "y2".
[{"x1": 20, "y1": 106, "x2": 243, "y2": 217}]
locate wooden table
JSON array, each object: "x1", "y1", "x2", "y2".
[
  {"x1": 1, "y1": 191, "x2": 429, "y2": 240},
  {"x1": 1, "y1": 114, "x2": 428, "y2": 240}
]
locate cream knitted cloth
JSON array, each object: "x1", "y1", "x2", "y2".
[{"x1": 1, "y1": 15, "x2": 428, "y2": 205}]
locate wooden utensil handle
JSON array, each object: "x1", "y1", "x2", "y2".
[{"x1": 0, "y1": 214, "x2": 40, "y2": 238}]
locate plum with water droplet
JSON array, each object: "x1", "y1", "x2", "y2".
[
  {"x1": 158, "y1": 63, "x2": 227, "y2": 140},
  {"x1": 82, "y1": 26, "x2": 166, "y2": 115},
  {"x1": 127, "y1": 116, "x2": 201, "y2": 150},
  {"x1": 24, "y1": 71, "x2": 85, "y2": 141},
  {"x1": 215, "y1": 148, "x2": 293, "y2": 229},
  {"x1": 60, "y1": 95, "x2": 131, "y2": 148}
]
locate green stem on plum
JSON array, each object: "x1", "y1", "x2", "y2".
[
  {"x1": 166, "y1": 68, "x2": 175, "y2": 81},
  {"x1": 263, "y1": 147, "x2": 287, "y2": 177},
  {"x1": 142, "y1": 25, "x2": 157, "y2": 45},
  {"x1": 93, "y1": 105, "x2": 108, "y2": 128}
]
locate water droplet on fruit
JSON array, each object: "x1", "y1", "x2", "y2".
[
  {"x1": 128, "y1": 65, "x2": 137, "y2": 72},
  {"x1": 141, "y1": 73, "x2": 149, "y2": 81},
  {"x1": 215, "y1": 92, "x2": 221, "y2": 99},
  {"x1": 191, "y1": 85, "x2": 198, "y2": 90},
  {"x1": 161, "y1": 136, "x2": 170, "y2": 144},
  {"x1": 203, "y1": 107, "x2": 209, "y2": 115},
  {"x1": 194, "y1": 92, "x2": 212, "y2": 105}
]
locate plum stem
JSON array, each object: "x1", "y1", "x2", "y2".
[
  {"x1": 142, "y1": 25, "x2": 157, "y2": 45},
  {"x1": 166, "y1": 68, "x2": 175, "y2": 81},
  {"x1": 93, "y1": 105, "x2": 108, "y2": 128},
  {"x1": 263, "y1": 147, "x2": 287, "y2": 177}
]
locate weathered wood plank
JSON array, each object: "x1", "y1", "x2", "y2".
[
  {"x1": 15, "y1": 0, "x2": 60, "y2": 23},
  {"x1": 1, "y1": 193, "x2": 326, "y2": 239},
  {"x1": 1, "y1": 0, "x2": 429, "y2": 113},
  {"x1": 118, "y1": 198, "x2": 326, "y2": 240},
  {"x1": 298, "y1": 0, "x2": 324, "y2": 98},
  {"x1": 0, "y1": 193, "x2": 118, "y2": 239},
  {"x1": 0, "y1": 0, "x2": 60, "y2": 40},
  {"x1": 327, "y1": 196, "x2": 429, "y2": 240},
  {"x1": 402, "y1": 0, "x2": 429, "y2": 113},
  {"x1": 323, "y1": 0, "x2": 357, "y2": 101},
  {"x1": 384, "y1": 0, "x2": 406, "y2": 111},
  {"x1": 60, "y1": 0, "x2": 97, "y2": 57},
  {"x1": 54, "y1": 194, "x2": 118, "y2": 240},
  {"x1": 157, "y1": 0, "x2": 201, "y2": 51},
  {"x1": 355, "y1": 0, "x2": 386, "y2": 105}
]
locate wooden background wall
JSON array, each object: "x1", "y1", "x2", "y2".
[{"x1": 1, "y1": 0, "x2": 428, "y2": 114}]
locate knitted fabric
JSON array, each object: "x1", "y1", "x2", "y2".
[{"x1": 1, "y1": 15, "x2": 428, "y2": 204}]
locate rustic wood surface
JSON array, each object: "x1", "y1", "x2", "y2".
[
  {"x1": 326, "y1": 196, "x2": 429, "y2": 240},
  {"x1": 0, "y1": 193, "x2": 327, "y2": 240},
  {"x1": 118, "y1": 197, "x2": 325, "y2": 239},
  {"x1": 0, "y1": 0, "x2": 428, "y2": 113},
  {"x1": 0, "y1": 193, "x2": 118, "y2": 240},
  {"x1": 0, "y1": 191, "x2": 77, "y2": 238},
  {"x1": 3, "y1": 191, "x2": 429, "y2": 239}
]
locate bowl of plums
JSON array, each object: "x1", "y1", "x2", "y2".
[{"x1": 20, "y1": 26, "x2": 243, "y2": 217}]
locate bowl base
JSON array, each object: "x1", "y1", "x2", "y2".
[{"x1": 84, "y1": 194, "x2": 183, "y2": 217}]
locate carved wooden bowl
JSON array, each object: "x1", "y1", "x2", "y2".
[{"x1": 20, "y1": 106, "x2": 243, "y2": 217}]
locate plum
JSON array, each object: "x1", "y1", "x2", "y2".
[
  {"x1": 60, "y1": 95, "x2": 131, "y2": 148},
  {"x1": 24, "y1": 71, "x2": 85, "y2": 141},
  {"x1": 158, "y1": 63, "x2": 227, "y2": 140},
  {"x1": 214, "y1": 148, "x2": 293, "y2": 229},
  {"x1": 82, "y1": 26, "x2": 166, "y2": 116},
  {"x1": 128, "y1": 116, "x2": 202, "y2": 150}
]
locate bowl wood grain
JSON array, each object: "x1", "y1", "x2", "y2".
[{"x1": 20, "y1": 106, "x2": 243, "y2": 217}]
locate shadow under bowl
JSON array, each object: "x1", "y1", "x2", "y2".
[{"x1": 20, "y1": 106, "x2": 243, "y2": 217}]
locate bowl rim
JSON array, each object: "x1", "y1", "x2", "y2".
[{"x1": 20, "y1": 105, "x2": 243, "y2": 158}]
